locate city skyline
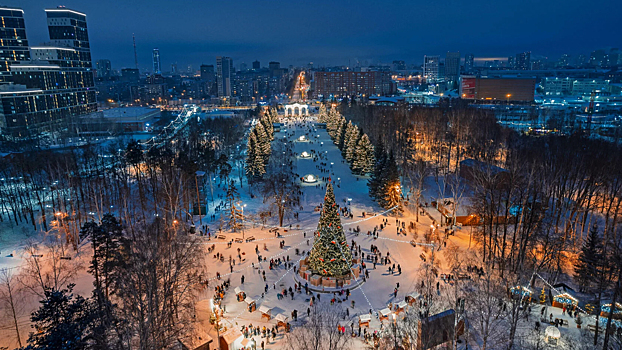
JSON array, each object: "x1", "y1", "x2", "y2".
[{"x1": 10, "y1": 0, "x2": 621, "y2": 71}]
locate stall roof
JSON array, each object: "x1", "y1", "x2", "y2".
[
  {"x1": 275, "y1": 314, "x2": 288, "y2": 322},
  {"x1": 258, "y1": 305, "x2": 272, "y2": 314},
  {"x1": 220, "y1": 329, "x2": 243, "y2": 344},
  {"x1": 234, "y1": 287, "x2": 243, "y2": 294},
  {"x1": 397, "y1": 301, "x2": 408, "y2": 309},
  {"x1": 380, "y1": 308, "x2": 391, "y2": 316},
  {"x1": 244, "y1": 296, "x2": 256, "y2": 304},
  {"x1": 359, "y1": 314, "x2": 372, "y2": 322}
]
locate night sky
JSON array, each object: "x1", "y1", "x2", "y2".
[{"x1": 11, "y1": 0, "x2": 621, "y2": 71}]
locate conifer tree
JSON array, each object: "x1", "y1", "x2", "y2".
[
  {"x1": 318, "y1": 104, "x2": 327, "y2": 122},
  {"x1": 308, "y1": 183, "x2": 353, "y2": 277},
  {"x1": 368, "y1": 142, "x2": 388, "y2": 200},
  {"x1": 253, "y1": 123, "x2": 271, "y2": 163},
  {"x1": 344, "y1": 123, "x2": 360, "y2": 163},
  {"x1": 333, "y1": 118, "x2": 346, "y2": 148},
  {"x1": 245, "y1": 133, "x2": 265, "y2": 179},
  {"x1": 377, "y1": 151, "x2": 403, "y2": 213},
  {"x1": 226, "y1": 180, "x2": 244, "y2": 231},
  {"x1": 574, "y1": 224, "x2": 604, "y2": 292},
  {"x1": 351, "y1": 133, "x2": 375, "y2": 175}
]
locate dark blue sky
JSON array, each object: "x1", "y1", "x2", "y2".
[{"x1": 12, "y1": 0, "x2": 621, "y2": 71}]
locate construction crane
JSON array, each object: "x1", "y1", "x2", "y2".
[{"x1": 586, "y1": 90, "x2": 595, "y2": 135}]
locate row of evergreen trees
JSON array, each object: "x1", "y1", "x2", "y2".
[
  {"x1": 318, "y1": 104, "x2": 374, "y2": 176},
  {"x1": 245, "y1": 108, "x2": 277, "y2": 180}
]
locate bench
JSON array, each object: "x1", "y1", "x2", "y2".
[
  {"x1": 234, "y1": 238, "x2": 243, "y2": 243},
  {"x1": 246, "y1": 236, "x2": 255, "y2": 242},
  {"x1": 587, "y1": 324, "x2": 598, "y2": 332},
  {"x1": 217, "y1": 234, "x2": 227, "y2": 240}
]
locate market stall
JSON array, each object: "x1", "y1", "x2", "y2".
[
  {"x1": 379, "y1": 308, "x2": 391, "y2": 321},
  {"x1": 245, "y1": 296, "x2": 256, "y2": 312},
  {"x1": 600, "y1": 302, "x2": 622, "y2": 320},
  {"x1": 396, "y1": 301, "x2": 408, "y2": 314},
  {"x1": 259, "y1": 305, "x2": 272, "y2": 321},
  {"x1": 234, "y1": 287, "x2": 246, "y2": 302},
  {"x1": 552, "y1": 292, "x2": 578, "y2": 311},
  {"x1": 275, "y1": 313, "x2": 290, "y2": 332},
  {"x1": 406, "y1": 292, "x2": 421, "y2": 306},
  {"x1": 359, "y1": 314, "x2": 371, "y2": 327}
]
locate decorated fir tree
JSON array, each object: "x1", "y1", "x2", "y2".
[
  {"x1": 245, "y1": 133, "x2": 266, "y2": 179},
  {"x1": 318, "y1": 104, "x2": 327, "y2": 122},
  {"x1": 226, "y1": 180, "x2": 244, "y2": 231},
  {"x1": 368, "y1": 141, "x2": 388, "y2": 200},
  {"x1": 378, "y1": 151, "x2": 403, "y2": 213},
  {"x1": 351, "y1": 133, "x2": 375, "y2": 175},
  {"x1": 308, "y1": 183, "x2": 353, "y2": 277},
  {"x1": 343, "y1": 123, "x2": 360, "y2": 163}
]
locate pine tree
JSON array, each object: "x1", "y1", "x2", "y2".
[
  {"x1": 245, "y1": 133, "x2": 265, "y2": 179},
  {"x1": 253, "y1": 123, "x2": 271, "y2": 163},
  {"x1": 318, "y1": 104, "x2": 327, "y2": 122},
  {"x1": 333, "y1": 118, "x2": 346, "y2": 147},
  {"x1": 226, "y1": 180, "x2": 244, "y2": 231},
  {"x1": 351, "y1": 134, "x2": 375, "y2": 175},
  {"x1": 344, "y1": 123, "x2": 360, "y2": 163},
  {"x1": 378, "y1": 151, "x2": 403, "y2": 213},
  {"x1": 308, "y1": 183, "x2": 353, "y2": 277},
  {"x1": 574, "y1": 224, "x2": 604, "y2": 292},
  {"x1": 368, "y1": 142, "x2": 388, "y2": 200}
]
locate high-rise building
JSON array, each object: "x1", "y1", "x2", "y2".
[
  {"x1": 200, "y1": 64, "x2": 215, "y2": 82},
  {"x1": 45, "y1": 7, "x2": 91, "y2": 68},
  {"x1": 515, "y1": 52, "x2": 531, "y2": 70},
  {"x1": 252, "y1": 60, "x2": 260, "y2": 70},
  {"x1": 171, "y1": 63, "x2": 178, "y2": 74},
  {"x1": 96, "y1": 59, "x2": 111, "y2": 78},
  {"x1": 507, "y1": 56, "x2": 516, "y2": 69},
  {"x1": 268, "y1": 61, "x2": 282, "y2": 78},
  {"x1": 312, "y1": 70, "x2": 395, "y2": 98},
  {"x1": 445, "y1": 52, "x2": 460, "y2": 81},
  {"x1": 423, "y1": 55, "x2": 440, "y2": 80},
  {"x1": 217, "y1": 56, "x2": 233, "y2": 97},
  {"x1": 0, "y1": 7, "x2": 97, "y2": 137},
  {"x1": 152, "y1": 48, "x2": 161, "y2": 74},
  {"x1": 464, "y1": 54, "x2": 474, "y2": 74},
  {"x1": 0, "y1": 7, "x2": 30, "y2": 82}
]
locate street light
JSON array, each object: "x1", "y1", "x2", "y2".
[{"x1": 195, "y1": 171, "x2": 206, "y2": 226}]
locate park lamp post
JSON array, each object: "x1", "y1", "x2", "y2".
[{"x1": 195, "y1": 171, "x2": 206, "y2": 226}]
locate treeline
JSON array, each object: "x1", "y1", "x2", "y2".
[
  {"x1": 341, "y1": 102, "x2": 622, "y2": 286},
  {"x1": 245, "y1": 108, "x2": 277, "y2": 180},
  {"x1": 0, "y1": 115, "x2": 246, "y2": 246},
  {"x1": 319, "y1": 104, "x2": 401, "y2": 212}
]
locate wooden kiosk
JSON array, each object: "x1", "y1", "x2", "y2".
[
  {"x1": 396, "y1": 301, "x2": 408, "y2": 314},
  {"x1": 510, "y1": 286, "x2": 533, "y2": 302},
  {"x1": 379, "y1": 308, "x2": 391, "y2": 321},
  {"x1": 259, "y1": 305, "x2": 272, "y2": 321},
  {"x1": 275, "y1": 313, "x2": 290, "y2": 332},
  {"x1": 359, "y1": 314, "x2": 371, "y2": 327},
  {"x1": 234, "y1": 287, "x2": 246, "y2": 302},
  {"x1": 552, "y1": 292, "x2": 578, "y2": 311},
  {"x1": 600, "y1": 302, "x2": 622, "y2": 320},
  {"x1": 406, "y1": 292, "x2": 421, "y2": 306},
  {"x1": 245, "y1": 296, "x2": 256, "y2": 312}
]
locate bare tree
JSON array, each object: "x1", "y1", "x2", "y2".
[
  {"x1": 283, "y1": 303, "x2": 352, "y2": 350},
  {"x1": 260, "y1": 143, "x2": 300, "y2": 227},
  {"x1": 0, "y1": 268, "x2": 25, "y2": 348}
]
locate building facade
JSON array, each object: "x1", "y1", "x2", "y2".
[
  {"x1": 460, "y1": 76, "x2": 536, "y2": 102},
  {"x1": 0, "y1": 6, "x2": 96, "y2": 138},
  {"x1": 312, "y1": 70, "x2": 395, "y2": 98},
  {"x1": 423, "y1": 55, "x2": 440, "y2": 81},
  {"x1": 445, "y1": 52, "x2": 460, "y2": 82},
  {"x1": 152, "y1": 48, "x2": 161, "y2": 74},
  {"x1": 217, "y1": 56, "x2": 233, "y2": 98}
]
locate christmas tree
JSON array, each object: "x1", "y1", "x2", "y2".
[
  {"x1": 245, "y1": 133, "x2": 266, "y2": 179},
  {"x1": 318, "y1": 104, "x2": 327, "y2": 122},
  {"x1": 308, "y1": 183, "x2": 353, "y2": 277},
  {"x1": 343, "y1": 123, "x2": 360, "y2": 163},
  {"x1": 368, "y1": 141, "x2": 388, "y2": 200},
  {"x1": 351, "y1": 134, "x2": 375, "y2": 175},
  {"x1": 226, "y1": 180, "x2": 244, "y2": 231},
  {"x1": 378, "y1": 151, "x2": 403, "y2": 213}
]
